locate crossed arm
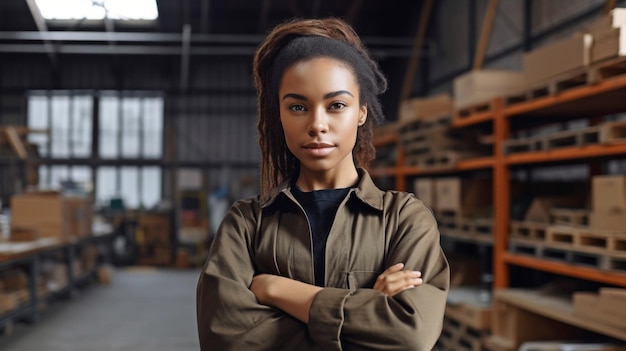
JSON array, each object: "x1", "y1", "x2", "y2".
[{"x1": 250, "y1": 263, "x2": 423, "y2": 323}]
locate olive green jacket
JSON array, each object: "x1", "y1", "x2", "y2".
[{"x1": 196, "y1": 169, "x2": 449, "y2": 350}]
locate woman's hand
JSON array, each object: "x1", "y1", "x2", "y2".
[
  {"x1": 250, "y1": 274, "x2": 278, "y2": 305},
  {"x1": 373, "y1": 263, "x2": 423, "y2": 296},
  {"x1": 250, "y1": 274, "x2": 322, "y2": 323}
]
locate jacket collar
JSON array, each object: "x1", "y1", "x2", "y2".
[{"x1": 261, "y1": 168, "x2": 383, "y2": 211}]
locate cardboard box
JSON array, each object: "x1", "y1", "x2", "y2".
[
  {"x1": 434, "y1": 178, "x2": 492, "y2": 218},
  {"x1": 9, "y1": 227, "x2": 39, "y2": 242},
  {"x1": 589, "y1": 211, "x2": 625, "y2": 231},
  {"x1": 584, "y1": 8, "x2": 626, "y2": 38},
  {"x1": 413, "y1": 178, "x2": 435, "y2": 209},
  {"x1": 524, "y1": 196, "x2": 586, "y2": 223},
  {"x1": 10, "y1": 191, "x2": 92, "y2": 241},
  {"x1": 11, "y1": 191, "x2": 67, "y2": 240},
  {"x1": 399, "y1": 93, "x2": 453, "y2": 125},
  {"x1": 591, "y1": 27, "x2": 626, "y2": 63},
  {"x1": 592, "y1": 175, "x2": 626, "y2": 212},
  {"x1": 573, "y1": 292, "x2": 626, "y2": 330},
  {"x1": 523, "y1": 34, "x2": 593, "y2": 87},
  {"x1": 453, "y1": 70, "x2": 525, "y2": 110}
]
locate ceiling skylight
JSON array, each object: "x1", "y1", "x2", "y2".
[{"x1": 35, "y1": 0, "x2": 159, "y2": 21}]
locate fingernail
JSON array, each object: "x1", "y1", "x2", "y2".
[{"x1": 412, "y1": 271, "x2": 421, "y2": 276}]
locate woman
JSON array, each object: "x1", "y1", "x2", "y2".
[{"x1": 196, "y1": 17, "x2": 449, "y2": 351}]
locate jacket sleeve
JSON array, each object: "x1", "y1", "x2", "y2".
[
  {"x1": 307, "y1": 195, "x2": 450, "y2": 351},
  {"x1": 196, "y1": 198, "x2": 320, "y2": 351}
]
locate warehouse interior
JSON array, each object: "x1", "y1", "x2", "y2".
[{"x1": 1, "y1": 0, "x2": 626, "y2": 350}]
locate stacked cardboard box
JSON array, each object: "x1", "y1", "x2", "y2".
[
  {"x1": 453, "y1": 70, "x2": 524, "y2": 110},
  {"x1": 523, "y1": 33, "x2": 593, "y2": 87},
  {"x1": 398, "y1": 93, "x2": 453, "y2": 125},
  {"x1": 585, "y1": 8, "x2": 626, "y2": 63},
  {"x1": 434, "y1": 178, "x2": 492, "y2": 219},
  {"x1": 10, "y1": 191, "x2": 93, "y2": 242},
  {"x1": 522, "y1": 8, "x2": 626, "y2": 88},
  {"x1": 589, "y1": 175, "x2": 626, "y2": 231},
  {"x1": 399, "y1": 93, "x2": 489, "y2": 167}
]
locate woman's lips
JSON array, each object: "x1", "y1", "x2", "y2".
[{"x1": 303, "y1": 142, "x2": 335, "y2": 157}]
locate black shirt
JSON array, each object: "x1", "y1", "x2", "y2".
[{"x1": 292, "y1": 185, "x2": 350, "y2": 286}]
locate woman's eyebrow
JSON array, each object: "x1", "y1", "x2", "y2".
[
  {"x1": 324, "y1": 90, "x2": 353, "y2": 99},
  {"x1": 282, "y1": 93, "x2": 307, "y2": 101},
  {"x1": 282, "y1": 90, "x2": 354, "y2": 101}
]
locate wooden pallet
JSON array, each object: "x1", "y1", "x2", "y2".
[
  {"x1": 439, "y1": 216, "x2": 494, "y2": 244},
  {"x1": 421, "y1": 114, "x2": 453, "y2": 129},
  {"x1": 510, "y1": 221, "x2": 548, "y2": 240},
  {"x1": 503, "y1": 121, "x2": 626, "y2": 154},
  {"x1": 505, "y1": 68, "x2": 588, "y2": 106},
  {"x1": 588, "y1": 54, "x2": 626, "y2": 82},
  {"x1": 445, "y1": 300, "x2": 492, "y2": 331},
  {"x1": 405, "y1": 150, "x2": 478, "y2": 169},
  {"x1": 505, "y1": 56, "x2": 626, "y2": 107},
  {"x1": 546, "y1": 225, "x2": 626, "y2": 254},
  {"x1": 548, "y1": 208, "x2": 589, "y2": 226},
  {"x1": 509, "y1": 237, "x2": 626, "y2": 273},
  {"x1": 455, "y1": 100, "x2": 495, "y2": 119},
  {"x1": 438, "y1": 317, "x2": 489, "y2": 351}
]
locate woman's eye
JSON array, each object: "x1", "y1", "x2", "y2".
[
  {"x1": 330, "y1": 102, "x2": 346, "y2": 110},
  {"x1": 289, "y1": 104, "x2": 306, "y2": 112}
]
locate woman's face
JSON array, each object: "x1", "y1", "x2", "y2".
[{"x1": 279, "y1": 57, "x2": 367, "y2": 178}]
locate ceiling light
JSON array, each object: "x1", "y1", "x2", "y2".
[{"x1": 34, "y1": 0, "x2": 158, "y2": 20}]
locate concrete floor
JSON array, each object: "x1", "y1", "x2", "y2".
[{"x1": 0, "y1": 267, "x2": 201, "y2": 351}]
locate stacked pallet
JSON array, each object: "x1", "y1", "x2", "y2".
[
  {"x1": 453, "y1": 70, "x2": 524, "y2": 117},
  {"x1": 436, "y1": 287, "x2": 492, "y2": 351},
  {"x1": 503, "y1": 120, "x2": 626, "y2": 155},
  {"x1": 506, "y1": 8, "x2": 626, "y2": 107},
  {"x1": 415, "y1": 177, "x2": 494, "y2": 243},
  {"x1": 135, "y1": 213, "x2": 172, "y2": 266},
  {"x1": 510, "y1": 177, "x2": 626, "y2": 274},
  {"x1": 398, "y1": 94, "x2": 489, "y2": 169}
]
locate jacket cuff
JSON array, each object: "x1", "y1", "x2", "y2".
[{"x1": 308, "y1": 287, "x2": 351, "y2": 350}]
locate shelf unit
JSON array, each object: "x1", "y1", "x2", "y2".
[
  {"x1": 0, "y1": 233, "x2": 113, "y2": 333},
  {"x1": 374, "y1": 73, "x2": 626, "y2": 348},
  {"x1": 372, "y1": 68, "x2": 626, "y2": 291}
]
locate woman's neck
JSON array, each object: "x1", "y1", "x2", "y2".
[{"x1": 295, "y1": 167, "x2": 359, "y2": 191}]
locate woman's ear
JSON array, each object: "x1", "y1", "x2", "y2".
[{"x1": 358, "y1": 105, "x2": 368, "y2": 126}]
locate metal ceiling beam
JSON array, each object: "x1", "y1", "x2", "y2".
[
  {"x1": 24, "y1": 0, "x2": 59, "y2": 68},
  {"x1": 0, "y1": 31, "x2": 416, "y2": 46},
  {"x1": 0, "y1": 43, "x2": 417, "y2": 58}
]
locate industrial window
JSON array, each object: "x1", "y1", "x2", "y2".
[{"x1": 27, "y1": 91, "x2": 163, "y2": 210}]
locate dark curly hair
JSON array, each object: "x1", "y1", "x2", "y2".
[{"x1": 253, "y1": 18, "x2": 388, "y2": 197}]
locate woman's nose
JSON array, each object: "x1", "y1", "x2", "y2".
[{"x1": 308, "y1": 109, "x2": 328, "y2": 136}]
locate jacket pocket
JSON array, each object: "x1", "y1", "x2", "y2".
[{"x1": 346, "y1": 271, "x2": 379, "y2": 291}]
